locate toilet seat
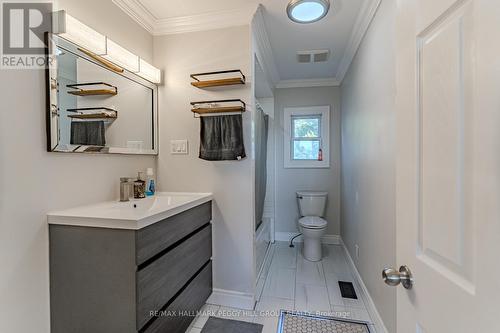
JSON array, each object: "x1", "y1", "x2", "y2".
[{"x1": 299, "y1": 216, "x2": 327, "y2": 229}]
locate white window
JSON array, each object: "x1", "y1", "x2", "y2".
[{"x1": 284, "y1": 106, "x2": 330, "y2": 168}]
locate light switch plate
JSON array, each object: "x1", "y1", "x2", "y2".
[{"x1": 170, "y1": 140, "x2": 188, "y2": 155}]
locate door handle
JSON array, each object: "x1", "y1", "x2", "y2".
[{"x1": 382, "y1": 265, "x2": 414, "y2": 289}]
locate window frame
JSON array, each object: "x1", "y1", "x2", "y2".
[
  {"x1": 284, "y1": 106, "x2": 330, "y2": 168},
  {"x1": 291, "y1": 114, "x2": 322, "y2": 161}
]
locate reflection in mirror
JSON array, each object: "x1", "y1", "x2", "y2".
[{"x1": 46, "y1": 34, "x2": 158, "y2": 155}]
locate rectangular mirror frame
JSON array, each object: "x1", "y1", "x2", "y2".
[{"x1": 45, "y1": 33, "x2": 159, "y2": 155}]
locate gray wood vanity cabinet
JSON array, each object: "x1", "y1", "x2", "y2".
[{"x1": 49, "y1": 201, "x2": 213, "y2": 333}]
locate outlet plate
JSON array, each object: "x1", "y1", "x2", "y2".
[{"x1": 355, "y1": 244, "x2": 360, "y2": 259}]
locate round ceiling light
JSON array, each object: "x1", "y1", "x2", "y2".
[{"x1": 287, "y1": 0, "x2": 330, "y2": 24}]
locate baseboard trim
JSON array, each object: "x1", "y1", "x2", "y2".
[
  {"x1": 257, "y1": 241, "x2": 273, "y2": 281},
  {"x1": 275, "y1": 232, "x2": 341, "y2": 245},
  {"x1": 322, "y1": 234, "x2": 341, "y2": 245},
  {"x1": 340, "y1": 239, "x2": 389, "y2": 333},
  {"x1": 207, "y1": 288, "x2": 255, "y2": 310},
  {"x1": 256, "y1": 218, "x2": 270, "y2": 243}
]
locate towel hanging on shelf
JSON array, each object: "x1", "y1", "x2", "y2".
[
  {"x1": 199, "y1": 114, "x2": 246, "y2": 161},
  {"x1": 70, "y1": 121, "x2": 106, "y2": 146}
]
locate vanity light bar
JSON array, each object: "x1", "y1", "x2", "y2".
[
  {"x1": 51, "y1": 10, "x2": 162, "y2": 84},
  {"x1": 138, "y1": 59, "x2": 162, "y2": 84},
  {"x1": 103, "y1": 39, "x2": 140, "y2": 73},
  {"x1": 52, "y1": 11, "x2": 107, "y2": 55}
]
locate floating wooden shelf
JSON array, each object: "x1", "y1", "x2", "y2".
[
  {"x1": 68, "y1": 113, "x2": 117, "y2": 120},
  {"x1": 191, "y1": 99, "x2": 246, "y2": 116},
  {"x1": 67, "y1": 107, "x2": 118, "y2": 120},
  {"x1": 67, "y1": 82, "x2": 118, "y2": 96},
  {"x1": 68, "y1": 89, "x2": 117, "y2": 96},
  {"x1": 192, "y1": 106, "x2": 245, "y2": 114},
  {"x1": 191, "y1": 70, "x2": 245, "y2": 88}
]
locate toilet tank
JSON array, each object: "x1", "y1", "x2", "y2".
[{"x1": 297, "y1": 191, "x2": 328, "y2": 217}]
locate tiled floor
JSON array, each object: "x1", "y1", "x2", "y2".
[{"x1": 186, "y1": 242, "x2": 376, "y2": 333}]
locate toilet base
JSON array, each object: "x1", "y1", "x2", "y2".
[{"x1": 300, "y1": 226, "x2": 326, "y2": 262}]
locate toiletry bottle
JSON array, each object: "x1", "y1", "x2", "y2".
[
  {"x1": 145, "y1": 168, "x2": 156, "y2": 196},
  {"x1": 134, "y1": 172, "x2": 146, "y2": 199},
  {"x1": 318, "y1": 148, "x2": 323, "y2": 161}
]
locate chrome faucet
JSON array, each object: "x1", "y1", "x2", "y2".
[{"x1": 120, "y1": 177, "x2": 135, "y2": 202}]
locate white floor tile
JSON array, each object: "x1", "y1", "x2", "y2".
[
  {"x1": 185, "y1": 327, "x2": 202, "y2": 333},
  {"x1": 256, "y1": 296, "x2": 295, "y2": 312},
  {"x1": 253, "y1": 313, "x2": 280, "y2": 333},
  {"x1": 296, "y1": 253, "x2": 326, "y2": 286},
  {"x1": 193, "y1": 243, "x2": 375, "y2": 332},
  {"x1": 255, "y1": 277, "x2": 266, "y2": 302},
  {"x1": 331, "y1": 305, "x2": 372, "y2": 323},
  {"x1": 254, "y1": 297, "x2": 292, "y2": 333},
  {"x1": 258, "y1": 244, "x2": 276, "y2": 280},
  {"x1": 215, "y1": 306, "x2": 256, "y2": 323},
  {"x1": 272, "y1": 245, "x2": 297, "y2": 269},
  {"x1": 262, "y1": 266, "x2": 296, "y2": 299},
  {"x1": 191, "y1": 304, "x2": 220, "y2": 329},
  {"x1": 322, "y1": 245, "x2": 354, "y2": 281},
  {"x1": 294, "y1": 283, "x2": 331, "y2": 312}
]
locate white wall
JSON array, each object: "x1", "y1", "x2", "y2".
[
  {"x1": 340, "y1": 0, "x2": 397, "y2": 331},
  {"x1": 153, "y1": 26, "x2": 256, "y2": 308},
  {"x1": 274, "y1": 86, "x2": 341, "y2": 237},
  {"x1": 0, "y1": 1, "x2": 155, "y2": 332}
]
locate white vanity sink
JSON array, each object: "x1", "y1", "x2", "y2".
[{"x1": 48, "y1": 192, "x2": 213, "y2": 229}]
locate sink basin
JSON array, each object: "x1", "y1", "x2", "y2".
[{"x1": 48, "y1": 192, "x2": 213, "y2": 229}]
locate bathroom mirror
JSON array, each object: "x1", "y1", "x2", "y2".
[{"x1": 46, "y1": 34, "x2": 158, "y2": 155}]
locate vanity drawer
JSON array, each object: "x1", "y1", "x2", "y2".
[
  {"x1": 137, "y1": 224, "x2": 212, "y2": 329},
  {"x1": 144, "y1": 262, "x2": 213, "y2": 333},
  {"x1": 136, "y1": 201, "x2": 212, "y2": 265}
]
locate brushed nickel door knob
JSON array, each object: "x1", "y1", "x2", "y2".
[{"x1": 382, "y1": 265, "x2": 414, "y2": 289}]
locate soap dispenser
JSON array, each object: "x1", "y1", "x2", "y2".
[
  {"x1": 145, "y1": 168, "x2": 156, "y2": 196},
  {"x1": 134, "y1": 172, "x2": 146, "y2": 199}
]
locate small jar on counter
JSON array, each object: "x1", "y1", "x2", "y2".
[{"x1": 134, "y1": 172, "x2": 146, "y2": 199}]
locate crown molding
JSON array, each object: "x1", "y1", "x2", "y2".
[
  {"x1": 113, "y1": 0, "x2": 258, "y2": 36},
  {"x1": 112, "y1": 0, "x2": 155, "y2": 34},
  {"x1": 276, "y1": 78, "x2": 340, "y2": 89},
  {"x1": 252, "y1": 5, "x2": 280, "y2": 87},
  {"x1": 336, "y1": 0, "x2": 382, "y2": 82}
]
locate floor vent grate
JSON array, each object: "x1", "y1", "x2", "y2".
[{"x1": 339, "y1": 281, "x2": 358, "y2": 299}]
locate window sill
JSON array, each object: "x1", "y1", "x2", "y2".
[{"x1": 284, "y1": 160, "x2": 330, "y2": 169}]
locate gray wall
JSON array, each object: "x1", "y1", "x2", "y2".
[
  {"x1": 0, "y1": 1, "x2": 155, "y2": 332},
  {"x1": 153, "y1": 26, "x2": 256, "y2": 302},
  {"x1": 340, "y1": 0, "x2": 397, "y2": 331},
  {"x1": 274, "y1": 86, "x2": 341, "y2": 236}
]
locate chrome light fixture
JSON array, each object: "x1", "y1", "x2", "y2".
[{"x1": 287, "y1": 0, "x2": 330, "y2": 24}]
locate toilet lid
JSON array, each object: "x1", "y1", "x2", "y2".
[{"x1": 299, "y1": 216, "x2": 327, "y2": 229}]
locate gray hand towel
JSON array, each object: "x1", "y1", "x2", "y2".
[
  {"x1": 199, "y1": 114, "x2": 246, "y2": 161},
  {"x1": 70, "y1": 121, "x2": 106, "y2": 146}
]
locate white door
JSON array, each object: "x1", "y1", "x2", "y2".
[{"x1": 394, "y1": 0, "x2": 500, "y2": 332}]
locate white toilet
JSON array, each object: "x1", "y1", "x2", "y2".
[{"x1": 297, "y1": 191, "x2": 328, "y2": 261}]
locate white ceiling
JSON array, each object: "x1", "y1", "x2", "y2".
[
  {"x1": 260, "y1": 0, "x2": 365, "y2": 81},
  {"x1": 113, "y1": 0, "x2": 378, "y2": 84},
  {"x1": 138, "y1": 0, "x2": 261, "y2": 19}
]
